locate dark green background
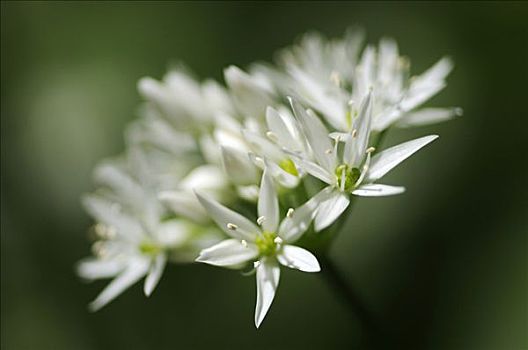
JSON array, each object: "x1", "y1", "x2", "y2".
[{"x1": 2, "y1": 2, "x2": 527, "y2": 349}]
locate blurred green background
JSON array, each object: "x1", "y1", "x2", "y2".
[{"x1": 1, "y1": 2, "x2": 527, "y2": 349}]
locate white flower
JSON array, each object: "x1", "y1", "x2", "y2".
[
  {"x1": 78, "y1": 194, "x2": 199, "y2": 311},
  {"x1": 138, "y1": 67, "x2": 234, "y2": 134},
  {"x1": 159, "y1": 164, "x2": 229, "y2": 223},
  {"x1": 278, "y1": 32, "x2": 460, "y2": 132},
  {"x1": 287, "y1": 94, "x2": 438, "y2": 231},
  {"x1": 195, "y1": 170, "x2": 325, "y2": 328},
  {"x1": 78, "y1": 157, "x2": 221, "y2": 311}
]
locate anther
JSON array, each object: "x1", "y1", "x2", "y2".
[
  {"x1": 286, "y1": 208, "x2": 294, "y2": 218},
  {"x1": 257, "y1": 216, "x2": 266, "y2": 226},
  {"x1": 330, "y1": 71, "x2": 341, "y2": 86},
  {"x1": 253, "y1": 261, "x2": 261, "y2": 268},
  {"x1": 325, "y1": 149, "x2": 333, "y2": 154},
  {"x1": 227, "y1": 223, "x2": 238, "y2": 230},
  {"x1": 351, "y1": 129, "x2": 358, "y2": 138},
  {"x1": 366, "y1": 147, "x2": 376, "y2": 154},
  {"x1": 274, "y1": 237, "x2": 283, "y2": 244},
  {"x1": 241, "y1": 240, "x2": 248, "y2": 248},
  {"x1": 266, "y1": 131, "x2": 278, "y2": 142}
]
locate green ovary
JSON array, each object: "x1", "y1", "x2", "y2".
[
  {"x1": 255, "y1": 232, "x2": 278, "y2": 256},
  {"x1": 279, "y1": 158, "x2": 299, "y2": 176},
  {"x1": 139, "y1": 241, "x2": 162, "y2": 256},
  {"x1": 335, "y1": 164, "x2": 361, "y2": 192}
]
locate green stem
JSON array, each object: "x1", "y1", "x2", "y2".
[{"x1": 319, "y1": 255, "x2": 387, "y2": 349}]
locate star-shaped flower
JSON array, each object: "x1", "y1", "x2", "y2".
[
  {"x1": 287, "y1": 93, "x2": 438, "y2": 231},
  {"x1": 195, "y1": 169, "x2": 325, "y2": 328}
]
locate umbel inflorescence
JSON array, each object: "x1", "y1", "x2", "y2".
[{"x1": 78, "y1": 29, "x2": 460, "y2": 328}]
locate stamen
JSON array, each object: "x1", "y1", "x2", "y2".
[
  {"x1": 340, "y1": 167, "x2": 346, "y2": 191},
  {"x1": 351, "y1": 129, "x2": 358, "y2": 138},
  {"x1": 366, "y1": 147, "x2": 376, "y2": 154},
  {"x1": 286, "y1": 208, "x2": 294, "y2": 218},
  {"x1": 274, "y1": 237, "x2": 283, "y2": 244},
  {"x1": 266, "y1": 131, "x2": 278, "y2": 142},
  {"x1": 330, "y1": 71, "x2": 341, "y2": 86},
  {"x1": 355, "y1": 152, "x2": 372, "y2": 187},
  {"x1": 241, "y1": 239, "x2": 248, "y2": 248},
  {"x1": 253, "y1": 261, "x2": 261, "y2": 269},
  {"x1": 227, "y1": 223, "x2": 238, "y2": 230},
  {"x1": 256, "y1": 216, "x2": 266, "y2": 226}
]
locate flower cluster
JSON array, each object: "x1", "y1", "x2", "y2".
[{"x1": 78, "y1": 30, "x2": 460, "y2": 327}]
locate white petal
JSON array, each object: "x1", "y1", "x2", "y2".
[
  {"x1": 352, "y1": 184, "x2": 405, "y2": 197},
  {"x1": 88, "y1": 257, "x2": 149, "y2": 311},
  {"x1": 255, "y1": 258, "x2": 280, "y2": 328},
  {"x1": 266, "y1": 107, "x2": 301, "y2": 151},
  {"x1": 220, "y1": 146, "x2": 259, "y2": 186},
  {"x1": 314, "y1": 189, "x2": 350, "y2": 232},
  {"x1": 289, "y1": 97, "x2": 336, "y2": 172},
  {"x1": 194, "y1": 191, "x2": 259, "y2": 241},
  {"x1": 264, "y1": 160, "x2": 300, "y2": 189},
  {"x1": 179, "y1": 165, "x2": 227, "y2": 191},
  {"x1": 397, "y1": 107, "x2": 462, "y2": 128},
  {"x1": 285, "y1": 151, "x2": 334, "y2": 185},
  {"x1": 344, "y1": 91, "x2": 373, "y2": 167},
  {"x1": 82, "y1": 194, "x2": 143, "y2": 241},
  {"x1": 144, "y1": 254, "x2": 167, "y2": 296},
  {"x1": 401, "y1": 57, "x2": 453, "y2": 111},
  {"x1": 77, "y1": 258, "x2": 125, "y2": 280},
  {"x1": 242, "y1": 129, "x2": 283, "y2": 162},
  {"x1": 159, "y1": 191, "x2": 208, "y2": 223},
  {"x1": 258, "y1": 169, "x2": 279, "y2": 232},
  {"x1": 366, "y1": 135, "x2": 439, "y2": 182},
  {"x1": 277, "y1": 245, "x2": 320, "y2": 272},
  {"x1": 196, "y1": 239, "x2": 258, "y2": 267},
  {"x1": 279, "y1": 187, "x2": 333, "y2": 243}
]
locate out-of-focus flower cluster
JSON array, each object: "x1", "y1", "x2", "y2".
[{"x1": 78, "y1": 29, "x2": 460, "y2": 327}]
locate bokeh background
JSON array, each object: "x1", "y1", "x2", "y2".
[{"x1": 2, "y1": 2, "x2": 527, "y2": 349}]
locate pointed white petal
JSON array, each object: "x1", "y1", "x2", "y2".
[
  {"x1": 289, "y1": 97, "x2": 336, "y2": 172},
  {"x1": 255, "y1": 258, "x2": 280, "y2": 328},
  {"x1": 397, "y1": 107, "x2": 462, "y2": 128},
  {"x1": 82, "y1": 194, "x2": 143, "y2": 241},
  {"x1": 344, "y1": 91, "x2": 373, "y2": 167},
  {"x1": 258, "y1": 170, "x2": 279, "y2": 232},
  {"x1": 159, "y1": 191, "x2": 208, "y2": 223},
  {"x1": 179, "y1": 165, "x2": 227, "y2": 191},
  {"x1": 366, "y1": 135, "x2": 439, "y2": 182},
  {"x1": 196, "y1": 239, "x2": 259, "y2": 267},
  {"x1": 277, "y1": 245, "x2": 320, "y2": 272},
  {"x1": 88, "y1": 257, "x2": 149, "y2": 311},
  {"x1": 221, "y1": 146, "x2": 259, "y2": 186},
  {"x1": 266, "y1": 107, "x2": 301, "y2": 151},
  {"x1": 242, "y1": 129, "x2": 283, "y2": 162},
  {"x1": 279, "y1": 187, "x2": 333, "y2": 243},
  {"x1": 144, "y1": 253, "x2": 167, "y2": 297},
  {"x1": 285, "y1": 151, "x2": 334, "y2": 185},
  {"x1": 77, "y1": 258, "x2": 125, "y2": 280},
  {"x1": 352, "y1": 184, "x2": 405, "y2": 197},
  {"x1": 401, "y1": 57, "x2": 453, "y2": 111},
  {"x1": 194, "y1": 191, "x2": 259, "y2": 241},
  {"x1": 264, "y1": 159, "x2": 300, "y2": 189},
  {"x1": 314, "y1": 189, "x2": 350, "y2": 232}
]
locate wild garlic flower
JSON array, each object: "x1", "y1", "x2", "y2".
[
  {"x1": 195, "y1": 170, "x2": 325, "y2": 328},
  {"x1": 78, "y1": 153, "x2": 221, "y2": 310},
  {"x1": 79, "y1": 29, "x2": 459, "y2": 325},
  {"x1": 278, "y1": 31, "x2": 461, "y2": 132},
  {"x1": 287, "y1": 94, "x2": 438, "y2": 231}
]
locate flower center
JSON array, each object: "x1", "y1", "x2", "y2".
[
  {"x1": 279, "y1": 158, "x2": 299, "y2": 176},
  {"x1": 139, "y1": 241, "x2": 162, "y2": 256},
  {"x1": 255, "y1": 232, "x2": 278, "y2": 256},
  {"x1": 335, "y1": 164, "x2": 361, "y2": 192}
]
